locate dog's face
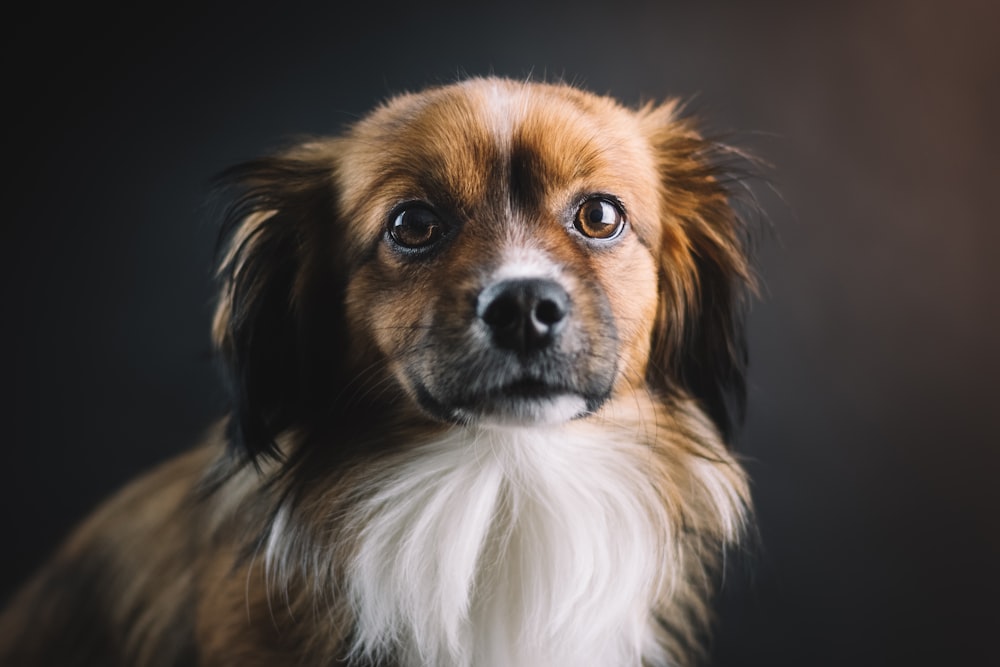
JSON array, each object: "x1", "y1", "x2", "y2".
[
  {"x1": 339, "y1": 81, "x2": 665, "y2": 425},
  {"x1": 213, "y1": 78, "x2": 752, "y2": 456}
]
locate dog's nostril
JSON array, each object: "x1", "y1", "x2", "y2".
[
  {"x1": 478, "y1": 279, "x2": 570, "y2": 354},
  {"x1": 482, "y1": 294, "x2": 522, "y2": 331},
  {"x1": 534, "y1": 297, "x2": 566, "y2": 327}
]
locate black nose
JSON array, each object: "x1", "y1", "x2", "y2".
[{"x1": 477, "y1": 279, "x2": 570, "y2": 354}]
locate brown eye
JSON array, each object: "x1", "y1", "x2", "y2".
[
  {"x1": 574, "y1": 198, "x2": 625, "y2": 240},
  {"x1": 388, "y1": 206, "x2": 447, "y2": 251}
]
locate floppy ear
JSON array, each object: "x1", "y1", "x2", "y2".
[
  {"x1": 642, "y1": 105, "x2": 758, "y2": 442},
  {"x1": 212, "y1": 143, "x2": 345, "y2": 462}
]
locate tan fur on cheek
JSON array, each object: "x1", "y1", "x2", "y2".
[
  {"x1": 596, "y1": 243, "x2": 660, "y2": 390},
  {"x1": 342, "y1": 258, "x2": 441, "y2": 399}
]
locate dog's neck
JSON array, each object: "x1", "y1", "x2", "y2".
[{"x1": 315, "y1": 397, "x2": 745, "y2": 667}]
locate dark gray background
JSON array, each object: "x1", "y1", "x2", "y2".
[{"x1": 3, "y1": 1, "x2": 998, "y2": 665}]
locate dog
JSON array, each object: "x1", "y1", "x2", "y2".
[{"x1": 0, "y1": 77, "x2": 757, "y2": 666}]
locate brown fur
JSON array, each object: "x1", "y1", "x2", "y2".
[{"x1": 0, "y1": 78, "x2": 756, "y2": 666}]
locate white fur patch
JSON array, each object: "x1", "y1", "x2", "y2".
[
  {"x1": 256, "y1": 398, "x2": 748, "y2": 667},
  {"x1": 336, "y1": 410, "x2": 744, "y2": 667},
  {"x1": 491, "y1": 246, "x2": 564, "y2": 283},
  {"x1": 475, "y1": 78, "x2": 524, "y2": 151}
]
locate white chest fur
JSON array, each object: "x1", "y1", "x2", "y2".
[{"x1": 342, "y1": 422, "x2": 684, "y2": 667}]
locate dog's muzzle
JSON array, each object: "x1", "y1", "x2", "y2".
[{"x1": 404, "y1": 272, "x2": 618, "y2": 426}]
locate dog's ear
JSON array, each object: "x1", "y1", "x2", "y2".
[
  {"x1": 642, "y1": 105, "x2": 758, "y2": 442},
  {"x1": 211, "y1": 142, "x2": 345, "y2": 462}
]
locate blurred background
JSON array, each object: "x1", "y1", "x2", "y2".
[{"x1": 3, "y1": 1, "x2": 997, "y2": 665}]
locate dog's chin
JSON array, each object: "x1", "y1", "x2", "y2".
[
  {"x1": 456, "y1": 393, "x2": 590, "y2": 428},
  {"x1": 412, "y1": 380, "x2": 601, "y2": 428}
]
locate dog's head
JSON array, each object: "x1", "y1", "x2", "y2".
[{"x1": 212, "y1": 78, "x2": 754, "y2": 461}]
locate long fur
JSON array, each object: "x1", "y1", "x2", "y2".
[{"x1": 0, "y1": 77, "x2": 758, "y2": 667}]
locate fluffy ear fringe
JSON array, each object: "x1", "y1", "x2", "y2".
[
  {"x1": 211, "y1": 152, "x2": 343, "y2": 463},
  {"x1": 644, "y1": 109, "x2": 764, "y2": 442}
]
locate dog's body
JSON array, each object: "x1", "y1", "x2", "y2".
[{"x1": 0, "y1": 78, "x2": 756, "y2": 667}]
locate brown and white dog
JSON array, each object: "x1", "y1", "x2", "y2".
[{"x1": 0, "y1": 77, "x2": 757, "y2": 666}]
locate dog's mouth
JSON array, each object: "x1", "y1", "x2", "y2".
[{"x1": 491, "y1": 377, "x2": 565, "y2": 400}]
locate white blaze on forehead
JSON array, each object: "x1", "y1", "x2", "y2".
[
  {"x1": 474, "y1": 79, "x2": 526, "y2": 150},
  {"x1": 491, "y1": 245, "x2": 564, "y2": 283}
]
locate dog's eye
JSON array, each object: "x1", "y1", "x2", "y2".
[
  {"x1": 388, "y1": 206, "x2": 447, "y2": 251},
  {"x1": 574, "y1": 198, "x2": 625, "y2": 241}
]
